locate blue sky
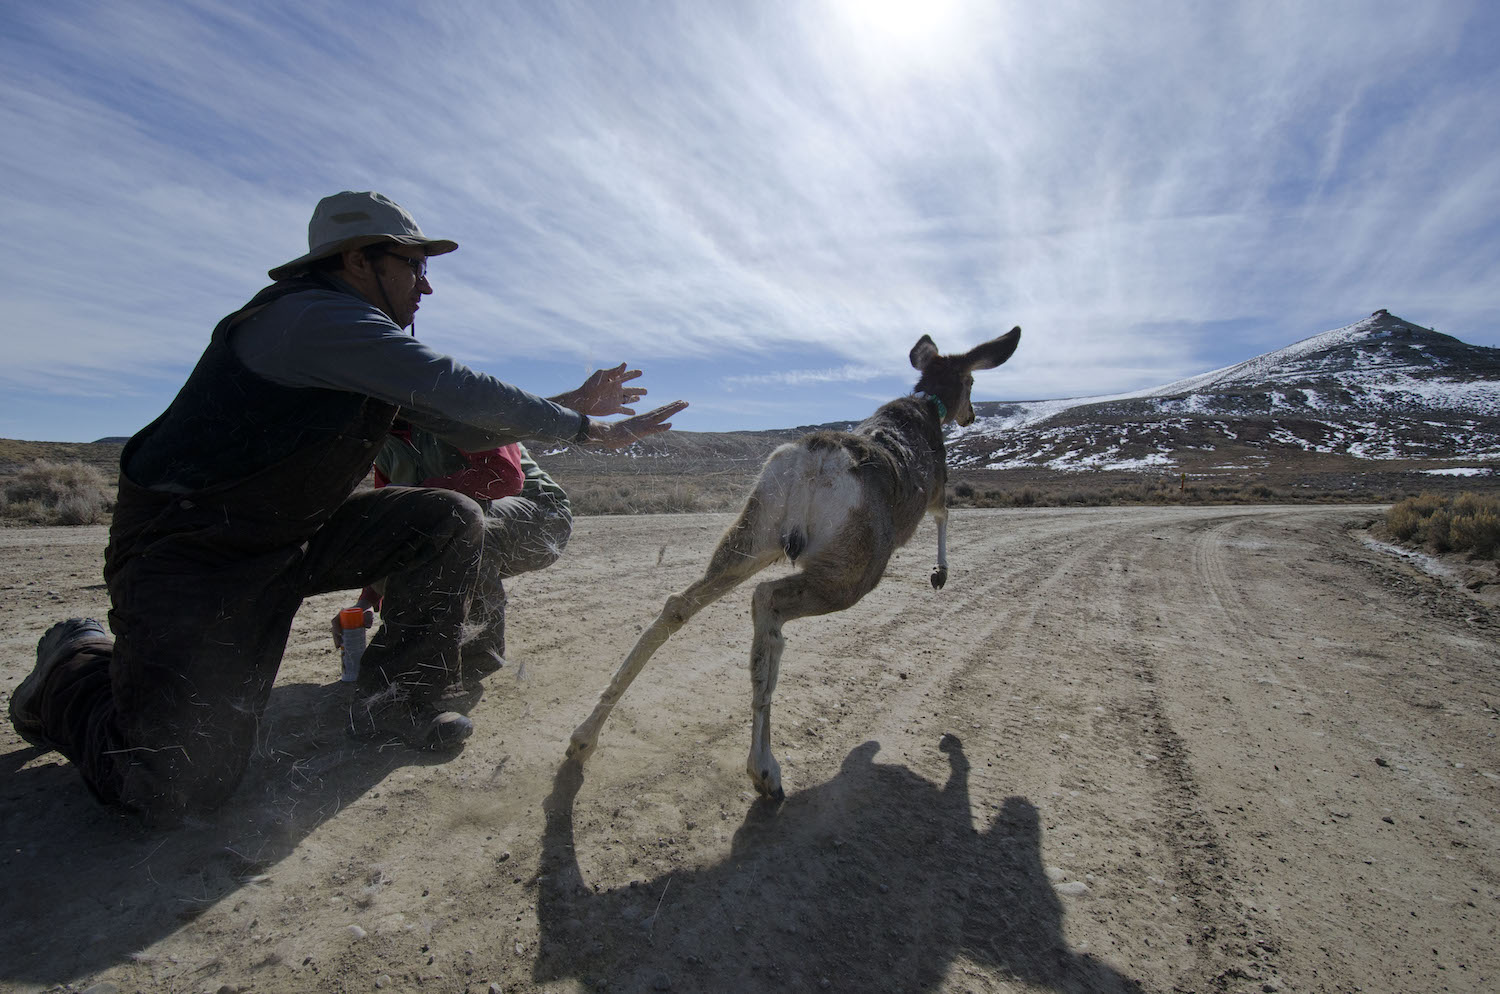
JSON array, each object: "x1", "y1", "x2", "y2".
[{"x1": 3, "y1": 0, "x2": 1498, "y2": 441}]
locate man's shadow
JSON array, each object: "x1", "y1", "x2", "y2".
[
  {"x1": 0, "y1": 678, "x2": 468, "y2": 986},
  {"x1": 537, "y1": 736, "x2": 1142, "y2": 993}
]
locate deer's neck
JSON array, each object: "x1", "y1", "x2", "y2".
[
  {"x1": 912, "y1": 391, "x2": 947, "y2": 421},
  {"x1": 858, "y1": 395, "x2": 948, "y2": 463}
]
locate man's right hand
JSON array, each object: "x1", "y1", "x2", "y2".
[{"x1": 582, "y1": 400, "x2": 688, "y2": 449}]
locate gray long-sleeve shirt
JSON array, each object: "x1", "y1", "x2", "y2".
[{"x1": 231, "y1": 279, "x2": 586, "y2": 450}]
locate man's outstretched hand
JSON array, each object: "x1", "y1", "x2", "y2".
[
  {"x1": 547, "y1": 362, "x2": 686, "y2": 448},
  {"x1": 584, "y1": 400, "x2": 689, "y2": 449},
  {"x1": 551, "y1": 363, "x2": 648, "y2": 417}
]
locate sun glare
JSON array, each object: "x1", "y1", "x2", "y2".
[{"x1": 833, "y1": 0, "x2": 966, "y2": 48}]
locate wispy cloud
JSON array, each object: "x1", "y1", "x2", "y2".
[
  {"x1": 1, "y1": 0, "x2": 1497, "y2": 439},
  {"x1": 724, "y1": 364, "x2": 887, "y2": 389}
]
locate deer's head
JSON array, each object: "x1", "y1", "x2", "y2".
[{"x1": 909, "y1": 327, "x2": 1021, "y2": 426}]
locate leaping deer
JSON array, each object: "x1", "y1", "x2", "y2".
[{"x1": 567, "y1": 328, "x2": 1021, "y2": 799}]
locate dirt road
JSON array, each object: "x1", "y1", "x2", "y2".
[{"x1": 2, "y1": 506, "x2": 1497, "y2": 993}]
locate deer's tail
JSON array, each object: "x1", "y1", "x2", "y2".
[{"x1": 782, "y1": 528, "x2": 807, "y2": 562}]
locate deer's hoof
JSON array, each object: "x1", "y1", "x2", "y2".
[
  {"x1": 754, "y1": 772, "x2": 785, "y2": 804},
  {"x1": 748, "y1": 755, "x2": 784, "y2": 801},
  {"x1": 566, "y1": 731, "x2": 597, "y2": 762},
  {"x1": 931, "y1": 565, "x2": 948, "y2": 589}
]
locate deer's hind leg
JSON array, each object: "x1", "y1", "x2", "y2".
[
  {"x1": 568, "y1": 504, "x2": 778, "y2": 760},
  {"x1": 746, "y1": 541, "x2": 887, "y2": 800}
]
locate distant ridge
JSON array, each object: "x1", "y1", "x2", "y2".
[
  {"x1": 545, "y1": 311, "x2": 1500, "y2": 476},
  {"x1": 6, "y1": 313, "x2": 1497, "y2": 485},
  {"x1": 0, "y1": 437, "x2": 124, "y2": 475},
  {"x1": 950, "y1": 311, "x2": 1500, "y2": 472}
]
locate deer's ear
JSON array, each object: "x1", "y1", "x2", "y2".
[
  {"x1": 909, "y1": 335, "x2": 940, "y2": 370},
  {"x1": 966, "y1": 326, "x2": 1020, "y2": 371}
]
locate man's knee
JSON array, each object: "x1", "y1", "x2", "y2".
[
  {"x1": 396, "y1": 489, "x2": 486, "y2": 572},
  {"x1": 114, "y1": 705, "x2": 260, "y2": 825},
  {"x1": 524, "y1": 515, "x2": 571, "y2": 572},
  {"x1": 545, "y1": 508, "x2": 573, "y2": 560},
  {"x1": 423, "y1": 489, "x2": 487, "y2": 543},
  {"x1": 488, "y1": 500, "x2": 572, "y2": 577}
]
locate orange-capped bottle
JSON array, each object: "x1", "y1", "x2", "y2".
[{"x1": 339, "y1": 607, "x2": 368, "y2": 682}]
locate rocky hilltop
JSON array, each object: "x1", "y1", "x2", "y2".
[{"x1": 949, "y1": 311, "x2": 1500, "y2": 472}]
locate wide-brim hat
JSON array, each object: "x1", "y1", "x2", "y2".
[{"x1": 268, "y1": 190, "x2": 458, "y2": 280}]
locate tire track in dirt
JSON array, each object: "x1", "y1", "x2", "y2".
[
  {"x1": 1151, "y1": 507, "x2": 1500, "y2": 994},
  {"x1": 544, "y1": 512, "x2": 1087, "y2": 800},
  {"x1": 7, "y1": 508, "x2": 1497, "y2": 994},
  {"x1": 1118, "y1": 508, "x2": 1332, "y2": 991},
  {"x1": 914, "y1": 508, "x2": 1307, "y2": 991},
  {"x1": 1118, "y1": 505, "x2": 1451, "y2": 993},
  {"x1": 774, "y1": 507, "x2": 1240, "y2": 989},
  {"x1": 1009, "y1": 510, "x2": 1258, "y2": 990},
  {"x1": 766, "y1": 510, "x2": 1126, "y2": 800}
]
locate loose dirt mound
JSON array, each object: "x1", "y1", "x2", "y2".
[{"x1": 2, "y1": 507, "x2": 1497, "y2": 993}]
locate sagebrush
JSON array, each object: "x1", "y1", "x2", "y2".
[
  {"x1": 0, "y1": 459, "x2": 114, "y2": 525},
  {"x1": 1386, "y1": 491, "x2": 1500, "y2": 558}
]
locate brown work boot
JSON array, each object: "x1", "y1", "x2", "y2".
[
  {"x1": 10, "y1": 618, "x2": 112, "y2": 750},
  {"x1": 346, "y1": 685, "x2": 473, "y2": 751}
]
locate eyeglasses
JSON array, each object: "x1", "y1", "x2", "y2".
[{"x1": 382, "y1": 251, "x2": 428, "y2": 279}]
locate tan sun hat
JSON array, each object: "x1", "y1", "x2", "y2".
[{"x1": 268, "y1": 190, "x2": 458, "y2": 280}]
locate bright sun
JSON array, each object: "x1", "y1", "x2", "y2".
[{"x1": 832, "y1": 0, "x2": 966, "y2": 48}]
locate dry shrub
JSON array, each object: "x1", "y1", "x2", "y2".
[
  {"x1": 55, "y1": 494, "x2": 106, "y2": 525},
  {"x1": 1386, "y1": 502, "x2": 1424, "y2": 541},
  {"x1": 1, "y1": 497, "x2": 45, "y2": 521},
  {"x1": 1406, "y1": 493, "x2": 1447, "y2": 517},
  {"x1": 1385, "y1": 491, "x2": 1500, "y2": 559},
  {"x1": 1452, "y1": 492, "x2": 1491, "y2": 519},
  {"x1": 568, "y1": 478, "x2": 710, "y2": 515},
  {"x1": 1, "y1": 459, "x2": 114, "y2": 525},
  {"x1": 1451, "y1": 509, "x2": 1500, "y2": 557},
  {"x1": 1426, "y1": 509, "x2": 1454, "y2": 552}
]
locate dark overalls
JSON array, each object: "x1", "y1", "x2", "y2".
[{"x1": 28, "y1": 278, "x2": 485, "y2": 823}]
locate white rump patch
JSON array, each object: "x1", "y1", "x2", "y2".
[{"x1": 753, "y1": 443, "x2": 864, "y2": 562}]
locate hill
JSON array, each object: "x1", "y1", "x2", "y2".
[
  {"x1": 0, "y1": 438, "x2": 124, "y2": 475},
  {"x1": 4, "y1": 311, "x2": 1497, "y2": 514},
  {"x1": 547, "y1": 311, "x2": 1500, "y2": 508},
  {"x1": 949, "y1": 310, "x2": 1500, "y2": 472}
]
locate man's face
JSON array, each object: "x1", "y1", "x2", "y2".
[{"x1": 373, "y1": 247, "x2": 432, "y2": 329}]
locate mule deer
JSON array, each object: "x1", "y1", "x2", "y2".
[{"x1": 567, "y1": 328, "x2": 1021, "y2": 799}]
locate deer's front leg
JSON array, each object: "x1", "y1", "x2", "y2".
[
  {"x1": 747, "y1": 582, "x2": 786, "y2": 801},
  {"x1": 931, "y1": 506, "x2": 949, "y2": 589}
]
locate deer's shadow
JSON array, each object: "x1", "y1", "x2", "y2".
[
  {"x1": 537, "y1": 737, "x2": 1142, "y2": 993},
  {"x1": 0, "y1": 679, "x2": 472, "y2": 986}
]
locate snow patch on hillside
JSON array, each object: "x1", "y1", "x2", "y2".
[{"x1": 964, "y1": 315, "x2": 1500, "y2": 435}]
